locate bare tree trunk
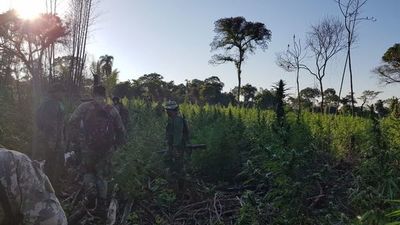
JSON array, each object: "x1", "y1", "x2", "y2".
[
  {"x1": 45, "y1": 0, "x2": 57, "y2": 83},
  {"x1": 348, "y1": 46, "x2": 355, "y2": 116},
  {"x1": 77, "y1": 0, "x2": 92, "y2": 87},
  {"x1": 66, "y1": 0, "x2": 94, "y2": 99},
  {"x1": 319, "y1": 79, "x2": 324, "y2": 113},
  {"x1": 296, "y1": 65, "x2": 301, "y2": 120},
  {"x1": 236, "y1": 50, "x2": 244, "y2": 103},
  {"x1": 338, "y1": 51, "x2": 349, "y2": 110},
  {"x1": 337, "y1": 0, "x2": 371, "y2": 117},
  {"x1": 237, "y1": 66, "x2": 241, "y2": 103}
]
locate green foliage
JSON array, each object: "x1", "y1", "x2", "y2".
[
  {"x1": 0, "y1": 88, "x2": 32, "y2": 153},
  {"x1": 2, "y1": 89, "x2": 400, "y2": 224},
  {"x1": 113, "y1": 100, "x2": 166, "y2": 199},
  {"x1": 375, "y1": 43, "x2": 400, "y2": 84}
]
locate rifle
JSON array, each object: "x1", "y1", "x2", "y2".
[
  {"x1": 156, "y1": 144, "x2": 207, "y2": 154},
  {"x1": 80, "y1": 98, "x2": 94, "y2": 102}
]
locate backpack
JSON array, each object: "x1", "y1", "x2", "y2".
[{"x1": 83, "y1": 102, "x2": 115, "y2": 152}]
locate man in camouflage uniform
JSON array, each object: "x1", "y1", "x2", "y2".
[
  {"x1": 33, "y1": 83, "x2": 65, "y2": 188},
  {"x1": 68, "y1": 86, "x2": 126, "y2": 215},
  {"x1": 0, "y1": 146, "x2": 67, "y2": 225},
  {"x1": 164, "y1": 101, "x2": 189, "y2": 192}
]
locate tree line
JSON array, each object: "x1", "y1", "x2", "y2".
[{"x1": 109, "y1": 72, "x2": 399, "y2": 117}]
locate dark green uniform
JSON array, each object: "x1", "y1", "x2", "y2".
[
  {"x1": 165, "y1": 114, "x2": 189, "y2": 191},
  {"x1": 68, "y1": 97, "x2": 126, "y2": 200},
  {"x1": 34, "y1": 97, "x2": 65, "y2": 188}
]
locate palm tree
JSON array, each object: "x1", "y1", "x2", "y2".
[{"x1": 99, "y1": 55, "x2": 114, "y2": 77}]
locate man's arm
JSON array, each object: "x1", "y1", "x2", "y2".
[
  {"x1": 173, "y1": 117, "x2": 184, "y2": 147},
  {"x1": 67, "y1": 103, "x2": 88, "y2": 143},
  {"x1": 111, "y1": 107, "x2": 127, "y2": 145},
  {"x1": 68, "y1": 103, "x2": 87, "y2": 126}
]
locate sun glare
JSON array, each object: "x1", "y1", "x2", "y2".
[{"x1": 12, "y1": 0, "x2": 45, "y2": 20}]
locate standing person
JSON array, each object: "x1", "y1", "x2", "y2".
[
  {"x1": 68, "y1": 85, "x2": 126, "y2": 217},
  {"x1": 164, "y1": 101, "x2": 189, "y2": 193},
  {"x1": 0, "y1": 146, "x2": 67, "y2": 225},
  {"x1": 112, "y1": 96, "x2": 129, "y2": 126},
  {"x1": 34, "y1": 83, "x2": 66, "y2": 190}
]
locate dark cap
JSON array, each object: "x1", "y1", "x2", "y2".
[
  {"x1": 164, "y1": 100, "x2": 179, "y2": 110},
  {"x1": 112, "y1": 96, "x2": 120, "y2": 102}
]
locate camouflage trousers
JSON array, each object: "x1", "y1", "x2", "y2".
[{"x1": 80, "y1": 148, "x2": 113, "y2": 200}]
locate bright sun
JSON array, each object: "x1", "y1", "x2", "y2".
[{"x1": 12, "y1": 0, "x2": 45, "y2": 20}]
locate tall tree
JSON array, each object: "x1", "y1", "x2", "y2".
[
  {"x1": 336, "y1": 0, "x2": 373, "y2": 116},
  {"x1": 375, "y1": 99, "x2": 388, "y2": 118},
  {"x1": 209, "y1": 16, "x2": 271, "y2": 102},
  {"x1": 99, "y1": 54, "x2": 114, "y2": 77},
  {"x1": 254, "y1": 88, "x2": 275, "y2": 109},
  {"x1": 302, "y1": 17, "x2": 346, "y2": 112},
  {"x1": 374, "y1": 43, "x2": 400, "y2": 84},
  {"x1": 187, "y1": 79, "x2": 204, "y2": 104},
  {"x1": 113, "y1": 81, "x2": 132, "y2": 98},
  {"x1": 241, "y1": 83, "x2": 257, "y2": 106},
  {"x1": 0, "y1": 10, "x2": 67, "y2": 104},
  {"x1": 387, "y1": 97, "x2": 400, "y2": 118},
  {"x1": 277, "y1": 34, "x2": 307, "y2": 119},
  {"x1": 200, "y1": 76, "x2": 224, "y2": 105},
  {"x1": 104, "y1": 69, "x2": 119, "y2": 95},
  {"x1": 324, "y1": 88, "x2": 340, "y2": 113},
  {"x1": 300, "y1": 87, "x2": 321, "y2": 110},
  {"x1": 136, "y1": 73, "x2": 166, "y2": 102},
  {"x1": 358, "y1": 90, "x2": 381, "y2": 111},
  {"x1": 67, "y1": 0, "x2": 95, "y2": 90}
]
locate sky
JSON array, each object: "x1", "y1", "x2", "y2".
[{"x1": 1, "y1": 0, "x2": 399, "y2": 100}]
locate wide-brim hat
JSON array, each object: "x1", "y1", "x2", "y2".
[{"x1": 164, "y1": 100, "x2": 179, "y2": 110}]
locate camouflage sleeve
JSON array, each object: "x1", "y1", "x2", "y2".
[
  {"x1": 111, "y1": 107, "x2": 127, "y2": 144},
  {"x1": 15, "y1": 152, "x2": 67, "y2": 225},
  {"x1": 67, "y1": 103, "x2": 89, "y2": 142},
  {"x1": 68, "y1": 103, "x2": 87, "y2": 126}
]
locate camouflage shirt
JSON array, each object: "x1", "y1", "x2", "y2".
[
  {"x1": 68, "y1": 97, "x2": 126, "y2": 148},
  {"x1": 0, "y1": 148, "x2": 67, "y2": 225}
]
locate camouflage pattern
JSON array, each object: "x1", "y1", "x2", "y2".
[
  {"x1": 0, "y1": 148, "x2": 67, "y2": 225},
  {"x1": 68, "y1": 97, "x2": 126, "y2": 200},
  {"x1": 33, "y1": 97, "x2": 65, "y2": 186}
]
